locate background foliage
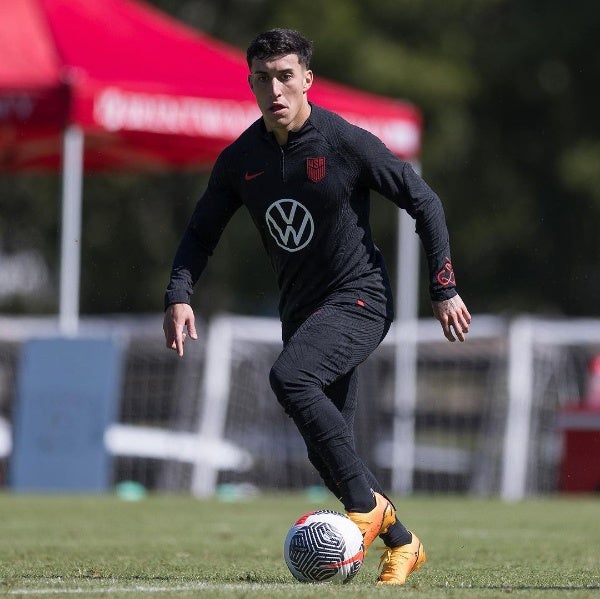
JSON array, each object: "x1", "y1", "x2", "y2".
[{"x1": 2, "y1": 0, "x2": 599, "y2": 318}]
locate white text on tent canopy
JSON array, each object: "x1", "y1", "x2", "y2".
[
  {"x1": 94, "y1": 88, "x2": 259, "y2": 139},
  {"x1": 94, "y1": 88, "x2": 420, "y2": 157}
]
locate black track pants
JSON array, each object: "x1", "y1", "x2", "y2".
[{"x1": 269, "y1": 302, "x2": 391, "y2": 504}]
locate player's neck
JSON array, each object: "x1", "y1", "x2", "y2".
[{"x1": 270, "y1": 103, "x2": 312, "y2": 145}]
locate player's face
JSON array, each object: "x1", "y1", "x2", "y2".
[{"x1": 248, "y1": 53, "x2": 313, "y2": 144}]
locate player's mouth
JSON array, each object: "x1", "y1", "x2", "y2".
[{"x1": 269, "y1": 102, "x2": 287, "y2": 115}]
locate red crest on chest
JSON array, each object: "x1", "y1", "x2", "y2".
[{"x1": 306, "y1": 157, "x2": 326, "y2": 182}]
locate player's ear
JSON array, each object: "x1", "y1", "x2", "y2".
[
  {"x1": 248, "y1": 73, "x2": 254, "y2": 91},
  {"x1": 303, "y1": 69, "x2": 313, "y2": 93}
]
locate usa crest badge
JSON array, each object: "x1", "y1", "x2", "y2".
[{"x1": 306, "y1": 157, "x2": 325, "y2": 182}]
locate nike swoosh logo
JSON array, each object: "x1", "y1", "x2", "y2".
[{"x1": 244, "y1": 170, "x2": 265, "y2": 181}]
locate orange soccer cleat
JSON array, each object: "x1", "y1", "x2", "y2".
[{"x1": 376, "y1": 531, "x2": 426, "y2": 585}]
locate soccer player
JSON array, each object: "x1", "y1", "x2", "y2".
[{"x1": 163, "y1": 28, "x2": 471, "y2": 585}]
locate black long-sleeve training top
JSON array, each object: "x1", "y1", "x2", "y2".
[{"x1": 165, "y1": 104, "x2": 457, "y2": 324}]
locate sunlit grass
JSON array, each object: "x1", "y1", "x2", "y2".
[{"x1": 0, "y1": 493, "x2": 598, "y2": 597}]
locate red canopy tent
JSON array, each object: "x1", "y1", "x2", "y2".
[{"x1": 0, "y1": 0, "x2": 423, "y2": 332}]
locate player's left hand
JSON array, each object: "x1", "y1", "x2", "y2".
[{"x1": 432, "y1": 294, "x2": 471, "y2": 342}]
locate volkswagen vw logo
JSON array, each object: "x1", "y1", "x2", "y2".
[{"x1": 265, "y1": 199, "x2": 314, "y2": 252}]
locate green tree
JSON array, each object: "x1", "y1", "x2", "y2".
[{"x1": 2, "y1": 0, "x2": 599, "y2": 317}]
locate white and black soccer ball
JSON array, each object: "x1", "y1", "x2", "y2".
[{"x1": 283, "y1": 510, "x2": 364, "y2": 584}]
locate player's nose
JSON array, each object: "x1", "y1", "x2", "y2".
[{"x1": 270, "y1": 78, "x2": 283, "y2": 97}]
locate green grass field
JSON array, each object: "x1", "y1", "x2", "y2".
[{"x1": 0, "y1": 493, "x2": 598, "y2": 598}]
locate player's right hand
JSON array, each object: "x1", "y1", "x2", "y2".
[{"x1": 163, "y1": 303, "x2": 198, "y2": 357}]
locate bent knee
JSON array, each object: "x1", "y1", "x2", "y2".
[
  {"x1": 269, "y1": 360, "x2": 299, "y2": 397},
  {"x1": 269, "y1": 359, "x2": 319, "y2": 409}
]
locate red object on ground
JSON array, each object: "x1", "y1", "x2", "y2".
[
  {"x1": 557, "y1": 406, "x2": 600, "y2": 493},
  {"x1": 0, "y1": 0, "x2": 422, "y2": 172}
]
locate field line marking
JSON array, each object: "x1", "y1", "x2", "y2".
[{"x1": 6, "y1": 582, "x2": 285, "y2": 595}]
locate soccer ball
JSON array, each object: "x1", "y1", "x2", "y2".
[{"x1": 283, "y1": 510, "x2": 364, "y2": 584}]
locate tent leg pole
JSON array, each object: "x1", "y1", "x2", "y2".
[
  {"x1": 59, "y1": 125, "x2": 84, "y2": 337},
  {"x1": 391, "y1": 209, "x2": 420, "y2": 495}
]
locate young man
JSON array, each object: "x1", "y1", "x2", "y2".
[{"x1": 163, "y1": 28, "x2": 471, "y2": 585}]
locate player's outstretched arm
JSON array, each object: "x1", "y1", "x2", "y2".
[
  {"x1": 163, "y1": 303, "x2": 198, "y2": 357},
  {"x1": 431, "y1": 294, "x2": 471, "y2": 342}
]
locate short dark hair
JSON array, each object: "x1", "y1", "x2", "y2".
[{"x1": 246, "y1": 29, "x2": 313, "y2": 69}]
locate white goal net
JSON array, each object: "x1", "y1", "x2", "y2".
[
  {"x1": 189, "y1": 314, "x2": 600, "y2": 500},
  {"x1": 192, "y1": 314, "x2": 509, "y2": 497}
]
